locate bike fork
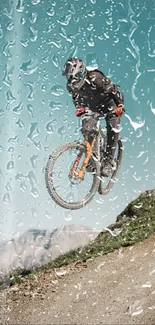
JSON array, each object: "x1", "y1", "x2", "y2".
[{"x1": 71, "y1": 137, "x2": 98, "y2": 179}]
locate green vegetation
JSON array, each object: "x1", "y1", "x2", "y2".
[
  {"x1": 2, "y1": 190, "x2": 155, "y2": 286},
  {"x1": 10, "y1": 275, "x2": 23, "y2": 286}
]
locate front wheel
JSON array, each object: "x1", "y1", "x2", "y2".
[
  {"x1": 45, "y1": 141, "x2": 100, "y2": 210},
  {"x1": 98, "y1": 139, "x2": 123, "y2": 195}
]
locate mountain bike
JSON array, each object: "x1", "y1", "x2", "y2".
[{"x1": 45, "y1": 112, "x2": 123, "y2": 210}]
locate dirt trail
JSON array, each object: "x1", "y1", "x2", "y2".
[{"x1": 1, "y1": 234, "x2": 155, "y2": 324}]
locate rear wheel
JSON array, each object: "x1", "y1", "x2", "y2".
[
  {"x1": 45, "y1": 141, "x2": 100, "y2": 210},
  {"x1": 98, "y1": 139, "x2": 123, "y2": 195}
]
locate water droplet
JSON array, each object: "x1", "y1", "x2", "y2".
[
  {"x1": 25, "y1": 82, "x2": 35, "y2": 100},
  {"x1": 5, "y1": 182, "x2": 12, "y2": 191},
  {"x1": 136, "y1": 129, "x2": 143, "y2": 138},
  {"x1": 3, "y1": 8, "x2": 13, "y2": 20},
  {"x1": 87, "y1": 34, "x2": 95, "y2": 47},
  {"x1": 125, "y1": 114, "x2": 145, "y2": 131},
  {"x1": 57, "y1": 170, "x2": 63, "y2": 179},
  {"x1": 57, "y1": 14, "x2": 72, "y2": 26},
  {"x1": 52, "y1": 54, "x2": 59, "y2": 68},
  {"x1": 137, "y1": 151, "x2": 145, "y2": 158},
  {"x1": 67, "y1": 4, "x2": 76, "y2": 14},
  {"x1": 150, "y1": 102, "x2": 155, "y2": 115},
  {"x1": 47, "y1": 38, "x2": 61, "y2": 48},
  {"x1": 132, "y1": 308, "x2": 143, "y2": 316},
  {"x1": 42, "y1": 56, "x2": 49, "y2": 63},
  {"x1": 21, "y1": 17, "x2": 26, "y2": 25},
  {"x1": 88, "y1": 10, "x2": 95, "y2": 17},
  {"x1": 59, "y1": 28, "x2": 72, "y2": 43},
  {"x1": 45, "y1": 211, "x2": 53, "y2": 220},
  {"x1": 16, "y1": 118, "x2": 25, "y2": 128},
  {"x1": 134, "y1": 203, "x2": 143, "y2": 209},
  {"x1": 31, "y1": 187, "x2": 39, "y2": 198},
  {"x1": 29, "y1": 12, "x2": 38, "y2": 24},
  {"x1": 20, "y1": 59, "x2": 39, "y2": 75},
  {"x1": 87, "y1": 23, "x2": 94, "y2": 32},
  {"x1": 27, "y1": 123, "x2": 40, "y2": 143},
  {"x1": 3, "y1": 193, "x2": 11, "y2": 203},
  {"x1": 67, "y1": 45, "x2": 78, "y2": 59},
  {"x1": 133, "y1": 174, "x2": 141, "y2": 181},
  {"x1": 17, "y1": 221, "x2": 24, "y2": 227},
  {"x1": 2, "y1": 63, "x2": 12, "y2": 86},
  {"x1": 20, "y1": 39, "x2": 29, "y2": 47},
  {"x1": 103, "y1": 227, "x2": 122, "y2": 237},
  {"x1": 8, "y1": 136, "x2": 19, "y2": 143},
  {"x1": 6, "y1": 161, "x2": 14, "y2": 170},
  {"x1": 27, "y1": 104, "x2": 35, "y2": 117},
  {"x1": 16, "y1": 175, "x2": 27, "y2": 192},
  {"x1": 30, "y1": 26, "x2": 38, "y2": 42},
  {"x1": 45, "y1": 120, "x2": 54, "y2": 134},
  {"x1": 3, "y1": 41, "x2": 15, "y2": 59},
  {"x1": 0, "y1": 25, "x2": 3, "y2": 38},
  {"x1": 19, "y1": 179, "x2": 27, "y2": 192},
  {"x1": 34, "y1": 141, "x2": 41, "y2": 150},
  {"x1": 41, "y1": 85, "x2": 46, "y2": 92},
  {"x1": 27, "y1": 171, "x2": 37, "y2": 188},
  {"x1": 31, "y1": 0, "x2": 40, "y2": 5},
  {"x1": 143, "y1": 156, "x2": 149, "y2": 165},
  {"x1": 13, "y1": 102, "x2": 23, "y2": 114},
  {"x1": 58, "y1": 126, "x2": 65, "y2": 137},
  {"x1": 6, "y1": 90, "x2": 15, "y2": 104},
  {"x1": 112, "y1": 126, "x2": 122, "y2": 133},
  {"x1": 8, "y1": 147, "x2": 14, "y2": 152},
  {"x1": 16, "y1": 0, "x2": 25, "y2": 12},
  {"x1": 0, "y1": 109, "x2": 4, "y2": 117},
  {"x1": 7, "y1": 22, "x2": 14, "y2": 31},
  {"x1": 86, "y1": 53, "x2": 98, "y2": 68},
  {"x1": 129, "y1": 300, "x2": 142, "y2": 316},
  {"x1": 47, "y1": 8, "x2": 55, "y2": 17},
  {"x1": 65, "y1": 192, "x2": 74, "y2": 202},
  {"x1": 30, "y1": 155, "x2": 38, "y2": 168},
  {"x1": 31, "y1": 208, "x2": 37, "y2": 218},
  {"x1": 64, "y1": 211, "x2": 72, "y2": 221},
  {"x1": 50, "y1": 84, "x2": 64, "y2": 96},
  {"x1": 49, "y1": 101, "x2": 62, "y2": 111}
]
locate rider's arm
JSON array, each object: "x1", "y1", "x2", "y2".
[
  {"x1": 110, "y1": 86, "x2": 124, "y2": 106},
  {"x1": 67, "y1": 83, "x2": 87, "y2": 109},
  {"x1": 90, "y1": 71, "x2": 124, "y2": 106}
]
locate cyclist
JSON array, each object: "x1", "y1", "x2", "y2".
[{"x1": 62, "y1": 57, "x2": 125, "y2": 177}]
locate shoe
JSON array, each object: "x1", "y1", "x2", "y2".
[
  {"x1": 101, "y1": 156, "x2": 116, "y2": 177},
  {"x1": 86, "y1": 161, "x2": 95, "y2": 173},
  {"x1": 101, "y1": 161, "x2": 112, "y2": 177}
]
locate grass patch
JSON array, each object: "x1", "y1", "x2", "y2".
[{"x1": 2, "y1": 190, "x2": 155, "y2": 287}]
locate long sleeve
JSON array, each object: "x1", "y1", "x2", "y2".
[
  {"x1": 109, "y1": 84, "x2": 124, "y2": 106},
  {"x1": 89, "y1": 71, "x2": 124, "y2": 106},
  {"x1": 67, "y1": 83, "x2": 87, "y2": 109}
]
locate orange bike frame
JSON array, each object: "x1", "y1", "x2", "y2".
[{"x1": 71, "y1": 137, "x2": 97, "y2": 179}]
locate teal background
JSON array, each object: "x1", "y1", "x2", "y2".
[{"x1": 1, "y1": 0, "x2": 155, "y2": 240}]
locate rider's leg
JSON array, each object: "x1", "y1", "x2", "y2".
[
  {"x1": 101, "y1": 111, "x2": 121, "y2": 177},
  {"x1": 81, "y1": 114, "x2": 99, "y2": 172},
  {"x1": 81, "y1": 114, "x2": 98, "y2": 141}
]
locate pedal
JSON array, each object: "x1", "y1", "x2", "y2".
[{"x1": 111, "y1": 159, "x2": 117, "y2": 170}]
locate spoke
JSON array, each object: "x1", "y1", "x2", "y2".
[
  {"x1": 52, "y1": 146, "x2": 94, "y2": 204},
  {"x1": 77, "y1": 183, "x2": 85, "y2": 199}
]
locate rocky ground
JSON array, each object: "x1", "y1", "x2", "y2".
[{"x1": 1, "y1": 233, "x2": 155, "y2": 325}]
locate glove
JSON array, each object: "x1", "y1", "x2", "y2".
[
  {"x1": 114, "y1": 104, "x2": 125, "y2": 116},
  {"x1": 75, "y1": 107, "x2": 86, "y2": 117}
]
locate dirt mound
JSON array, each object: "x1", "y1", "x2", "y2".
[{"x1": 2, "y1": 233, "x2": 155, "y2": 325}]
